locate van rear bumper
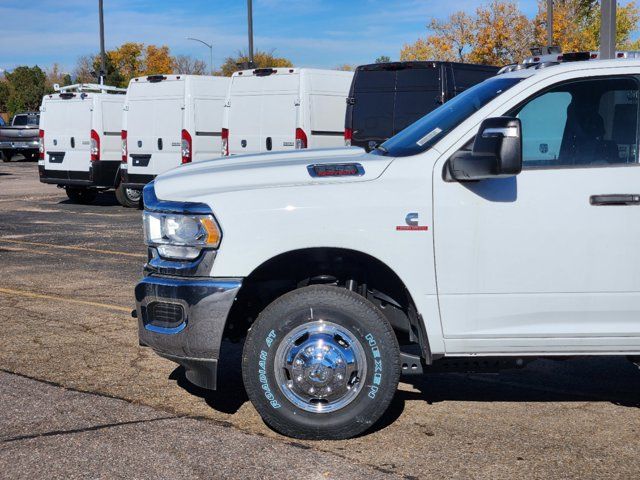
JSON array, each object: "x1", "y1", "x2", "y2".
[
  {"x1": 121, "y1": 169, "x2": 155, "y2": 190},
  {"x1": 38, "y1": 160, "x2": 120, "y2": 188}
]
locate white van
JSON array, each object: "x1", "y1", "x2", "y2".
[
  {"x1": 120, "y1": 74, "x2": 230, "y2": 202},
  {"x1": 222, "y1": 68, "x2": 353, "y2": 156},
  {"x1": 38, "y1": 84, "x2": 127, "y2": 204}
]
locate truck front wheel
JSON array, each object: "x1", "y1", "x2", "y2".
[
  {"x1": 2, "y1": 151, "x2": 12, "y2": 162},
  {"x1": 65, "y1": 187, "x2": 97, "y2": 204},
  {"x1": 242, "y1": 285, "x2": 400, "y2": 440}
]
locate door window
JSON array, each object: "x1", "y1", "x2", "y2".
[{"x1": 514, "y1": 77, "x2": 639, "y2": 168}]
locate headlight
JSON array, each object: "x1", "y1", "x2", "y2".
[{"x1": 143, "y1": 212, "x2": 221, "y2": 260}]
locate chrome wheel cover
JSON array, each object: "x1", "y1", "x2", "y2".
[
  {"x1": 274, "y1": 320, "x2": 367, "y2": 413},
  {"x1": 126, "y1": 188, "x2": 141, "y2": 202}
]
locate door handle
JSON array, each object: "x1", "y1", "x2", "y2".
[{"x1": 589, "y1": 194, "x2": 640, "y2": 206}]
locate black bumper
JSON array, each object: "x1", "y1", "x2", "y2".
[
  {"x1": 38, "y1": 160, "x2": 120, "y2": 188},
  {"x1": 121, "y1": 168, "x2": 155, "y2": 190},
  {"x1": 135, "y1": 276, "x2": 242, "y2": 390}
]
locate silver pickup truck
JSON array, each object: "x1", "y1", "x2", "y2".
[{"x1": 0, "y1": 112, "x2": 40, "y2": 161}]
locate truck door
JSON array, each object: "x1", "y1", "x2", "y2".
[{"x1": 433, "y1": 75, "x2": 640, "y2": 354}]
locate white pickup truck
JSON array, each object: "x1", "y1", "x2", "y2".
[{"x1": 135, "y1": 59, "x2": 640, "y2": 440}]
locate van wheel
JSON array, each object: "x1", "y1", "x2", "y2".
[
  {"x1": 115, "y1": 183, "x2": 142, "y2": 208},
  {"x1": 242, "y1": 285, "x2": 400, "y2": 440},
  {"x1": 65, "y1": 187, "x2": 97, "y2": 204}
]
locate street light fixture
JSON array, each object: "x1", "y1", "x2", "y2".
[{"x1": 187, "y1": 37, "x2": 214, "y2": 75}]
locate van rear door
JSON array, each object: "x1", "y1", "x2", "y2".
[
  {"x1": 445, "y1": 64, "x2": 499, "y2": 98},
  {"x1": 393, "y1": 64, "x2": 441, "y2": 133},
  {"x1": 193, "y1": 97, "x2": 225, "y2": 161},
  {"x1": 259, "y1": 73, "x2": 298, "y2": 152},
  {"x1": 100, "y1": 100, "x2": 124, "y2": 162},
  {"x1": 126, "y1": 80, "x2": 183, "y2": 177},
  {"x1": 44, "y1": 97, "x2": 92, "y2": 173},
  {"x1": 350, "y1": 68, "x2": 395, "y2": 150},
  {"x1": 228, "y1": 71, "x2": 298, "y2": 155}
]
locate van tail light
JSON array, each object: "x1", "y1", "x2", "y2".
[
  {"x1": 38, "y1": 129, "x2": 45, "y2": 160},
  {"x1": 90, "y1": 129, "x2": 100, "y2": 162},
  {"x1": 295, "y1": 128, "x2": 308, "y2": 149},
  {"x1": 121, "y1": 130, "x2": 128, "y2": 163},
  {"x1": 221, "y1": 128, "x2": 229, "y2": 156},
  {"x1": 181, "y1": 129, "x2": 192, "y2": 164},
  {"x1": 344, "y1": 128, "x2": 352, "y2": 147}
]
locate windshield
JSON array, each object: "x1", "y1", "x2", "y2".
[{"x1": 377, "y1": 77, "x2": 522, "y2": 157}]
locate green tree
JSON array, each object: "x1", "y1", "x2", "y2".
[
  {"x1": 3, "y1": 66, "x2": 47, "y2": 117},
  {"x1": 0, "y1": 78, "x2": 9, "y2": 114},
  {"x1": 375, "y1": 55, "x2": 391, "y2": 63},
  {"x1": 220, "y1": 50, "x2": 293, "y2": 76}
]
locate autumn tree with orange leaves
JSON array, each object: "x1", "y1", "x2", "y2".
[
  {"x1": 534, "y1": 0, "x2": 640, "y2": 52},
  {"x1": 401, "y1": 0, "x2": 640, "y2": 66}
]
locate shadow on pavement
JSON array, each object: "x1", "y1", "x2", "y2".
[
  {"x1": 171, "y1": 345, "x2": 640, "y2": 435},
  {"x1": 57, "y1": 191, "x2": 124, "y2": 208}
]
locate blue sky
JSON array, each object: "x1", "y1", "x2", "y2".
[{"x1": 0, "y1": 0, "x2": 615, "y2": 73}]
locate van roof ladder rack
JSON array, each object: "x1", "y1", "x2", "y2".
[{"x1": 53, "y1": 83, "x2": 127, "y2": 94}]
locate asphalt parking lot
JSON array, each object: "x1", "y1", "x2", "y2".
[{"x1": 1, "y1": 160, "x2": 640, "y2": 479}]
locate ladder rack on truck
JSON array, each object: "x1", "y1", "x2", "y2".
[{"x1": 53, "y1": 83, "x2": 127, "y2": 94}]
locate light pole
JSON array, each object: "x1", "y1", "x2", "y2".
[
  {"x1": 600, "y1": 0, "x2": 617, "y2": 59},
  {"x1": 247, "y1": 0, "x2": 255, "y2": 68},
  {"x1": 98, "y1": 0, "x2": 106, "y2": 85},
  {"x1": 187, "y1": 37, "x2": 214, "y2": 75},
  {"x1": 546, "y1": 0, "x2": 553, "y2": 48}
]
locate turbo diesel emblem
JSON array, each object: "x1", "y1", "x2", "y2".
[{"x1": 396, "y1": 212, "x2": 429, "y2": 231}]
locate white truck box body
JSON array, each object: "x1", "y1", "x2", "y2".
[{"x1": 223, "y1": 68, "x2": 353, "y2": 156}]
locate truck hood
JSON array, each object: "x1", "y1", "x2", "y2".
[{"x1": 153, "y1": 147, "x2": 394, "y2": 201}]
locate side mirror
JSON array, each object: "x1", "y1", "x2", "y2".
[{"x1": 445, "y1": 117, "x2": 522, "y2": 182}]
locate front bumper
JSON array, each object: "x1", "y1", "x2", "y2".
[
  {"x1": 135, "y1": 275, "x2": 242, "y2": 390},
  {"x1": 38, "y1": 160, "x2": 120, "y2": 188}
]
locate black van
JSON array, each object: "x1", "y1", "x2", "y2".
[{"x1": 344, "y1": 61, "x2": 499, "y2": 151}]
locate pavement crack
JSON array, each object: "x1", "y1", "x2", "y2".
[{"x1": 1, "y1": 416, "x2": 178, "y2": 444}]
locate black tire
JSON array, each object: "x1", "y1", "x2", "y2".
[
  {"x1": 2, "y1": 151, "x2": 12, "y2": 162},
  {"x1": 242, "y1": 285, "x2": 400, "y2": 440},
  {"x1": 65, "y1": 187, "x2": 98, "y2": 204},
  {"x1": 115, "y1": 183, "x2": 142, "y2": 208}
]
